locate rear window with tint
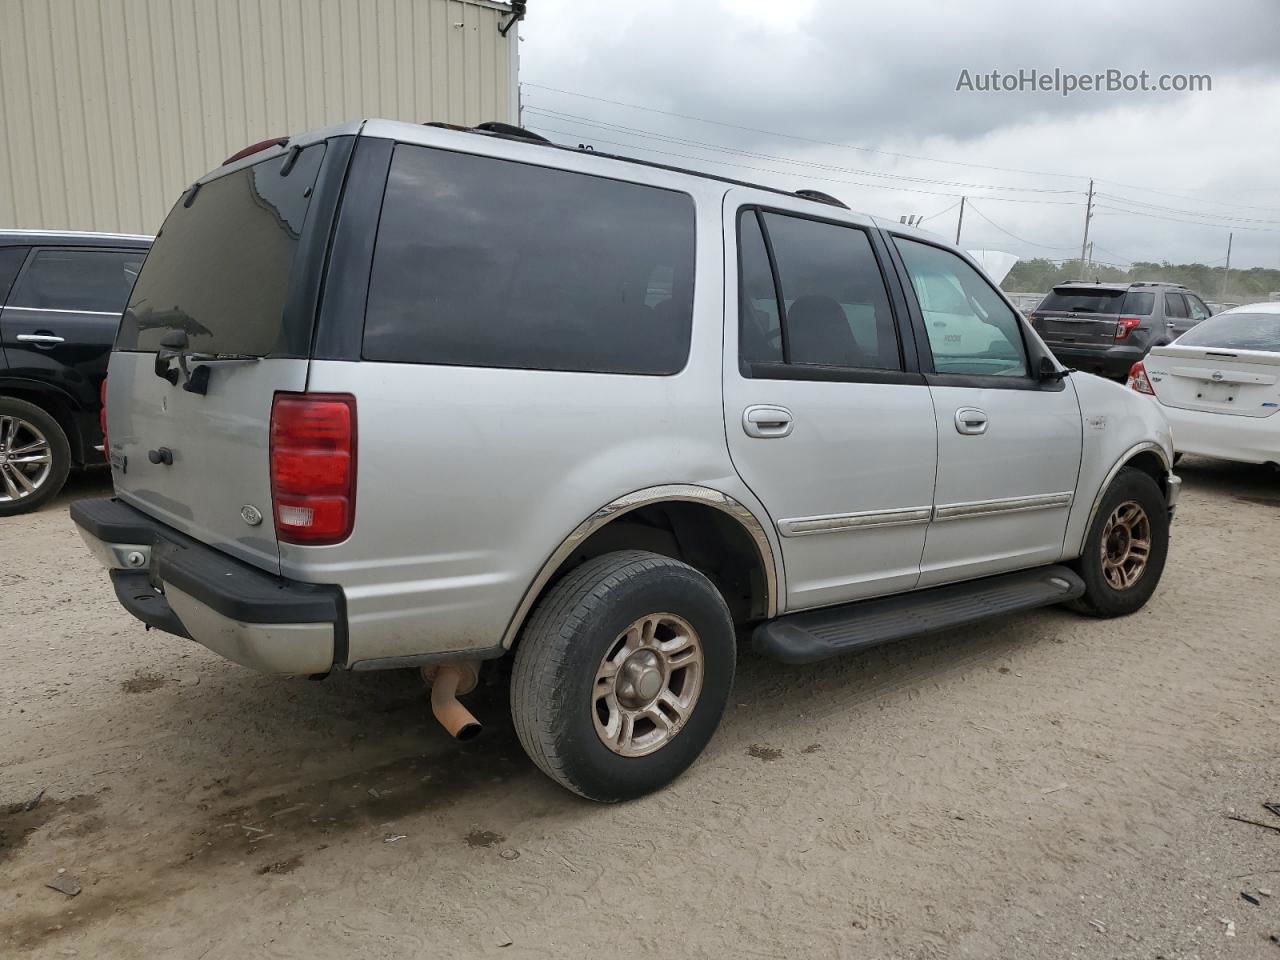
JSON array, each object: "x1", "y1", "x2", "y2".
[
  {"x1": 1175, "y1": 312, "x2": 1280, "y2": 351},
  {"x1": 1039, "y1": 289, "x2": 1127, "y2": 314},
  {"x1": 362, "y1": 145, "x2": 696, "y2": 375},
  {"x1": 10, "y1": 248, "x2": 145, "y2": 313},
  {"x1": 116, "y1": 145, "x2": 326, "y2": 354}
]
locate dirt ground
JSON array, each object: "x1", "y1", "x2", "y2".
[{"x1": 2, "y1": 459, "x2": 1279, "y2": 960}]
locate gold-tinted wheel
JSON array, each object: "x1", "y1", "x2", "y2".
[{"x1": 1099, "y1": 500, "x2": 1152, "y2": 590}]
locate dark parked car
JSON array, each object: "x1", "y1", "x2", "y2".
[
  {"x1": 1028, "y1": 280, "x2": 1212, "y2": 380},
  {"x1": 0, "y1": 230, "x2": 150, "y2": 515}
]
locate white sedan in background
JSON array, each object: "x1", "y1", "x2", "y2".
[{"x1": 1127, "y1": 302, "x2": 1280, "y2": 466}]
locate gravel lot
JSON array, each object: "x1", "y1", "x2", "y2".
[{"x1": 2, "y1": 459, "x2": 1278, "y2": 959}]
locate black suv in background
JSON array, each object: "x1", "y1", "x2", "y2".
[
  {"x1": 0, "y1": 230, "x2": 150, "y2": 515},
  {"x1": 1028, "y1": 280, "x2": 1213, "y2": 379}
]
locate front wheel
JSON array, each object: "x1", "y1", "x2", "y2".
[
  {"x1": 1069, "y1": 467, "x2": 1169, "y2": 617},
  {"x1": 510, "y1": 550, "x2": 736, "y2": 801}
]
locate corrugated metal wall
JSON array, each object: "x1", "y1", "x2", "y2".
[{"x1": 0, "y1": 0, "x2": 517, "y2": 235}]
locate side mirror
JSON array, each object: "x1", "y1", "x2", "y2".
[
  {"x1": 159, "y1": 330, "x2": 189, "y2": 351},
  {"x1": 1039, "y1": 355, "x2": 1069, "y2": 382}
]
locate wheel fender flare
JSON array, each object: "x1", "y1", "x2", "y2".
[
  {"x1": 499, "y1": 484, "x2": 780, "y2": 649},
  {"x1": 1082, "y1": 441, "x2": 1171, "y2": 537}
]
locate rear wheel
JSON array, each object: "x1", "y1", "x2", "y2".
[
  {"x1": 0, "y1": 398, "x2": 71, "y2": 517},
  {"x1": 1069, "y1": 467, "x2": 1169, "y2": 617},
  {"x1": 511, "y1": 550, "x2": 736, "y2": 801}
]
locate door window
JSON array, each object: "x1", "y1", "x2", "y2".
[
  {"x1": 736, "y1": 209, "x2": 902, "y2": 373},
  {"x1": 1186, "y1": 294, "x2": 1211, "y2": 322},
  {"x1": 9, "y1": 248, "x2": 145, "y2": 313},
  {"x1": 893, "y1": 238, "x2": 1028, "y2": 377},
  {"x1": 1163, "y1": 293, "x2": 1189, "y2": 319}
]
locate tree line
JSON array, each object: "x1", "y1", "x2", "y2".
[{"x1": 1002, "y1": 258, "x2": 1280, "y2": 303}]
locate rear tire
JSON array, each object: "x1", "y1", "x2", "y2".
[
  {"x1": 1068, "y1": 467, "x2": 1169, "y2": 617},
  {"x1": 0, "y1": 397, "x2": 71, "y2": 517},
  {"x1": 510, "y1": 550, "x2": 736, "y2": 802}
]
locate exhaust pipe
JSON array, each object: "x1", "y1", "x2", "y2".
[{"x1": 422, "y1": 663, "x2": 482, "y2": 741}]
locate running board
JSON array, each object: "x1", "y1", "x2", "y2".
[{"x1": 753, "y1": 565, "x2": 1085, "y2": 665}]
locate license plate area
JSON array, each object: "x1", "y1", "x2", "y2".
[{"x1": 1193, "y1": 382, "x2": 1235, "y2": 404}]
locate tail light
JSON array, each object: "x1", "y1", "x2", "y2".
[
  {"x1": 223, "y1": 136, "x2": 289, "y2": 165},
  {"x1": 270, "y1": 393, "x2": 357, "y2": 545},
  {"x1": 1114, "y1": 316, "x2": 1142, "y2": 341},
  {"x1": 99, "y1": 379, "x2": 109, "y2": 462},
  {"x1": 1126, "y1": 361, "x2": 1156, "y2": 396}
]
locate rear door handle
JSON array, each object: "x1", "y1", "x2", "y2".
[
  {"x1": 16, "y1": 333, "x2": 65, "y2": 346},
  {"x1": 743, "y1": 405, "x2": 793, "y2": 439},
  {"x1": 954, "y1": 407, "x2": 988, "y2": 436}
]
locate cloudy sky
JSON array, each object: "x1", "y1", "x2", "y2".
[{"x1": 518, "y1": 0, "x2": 1280, "y2": 271}]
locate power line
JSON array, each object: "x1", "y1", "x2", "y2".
[
  {"x1": 526, "y1": 105, "x2": 1079, "y2": 196},
  {"x1": 1093, "y1": 192, "x2": 1280, "y2": 227},
  {"x1": 1094, "y1": 204, "x2": 1280, "y2": 233},
  {"x1": 524, "y1": 82, "x2": 1277, "y2": 216},
  {"x1": 523, "y1": 82, "x2": 1090, "y2": 181},
  {"x1": 962, "y1": 202, "x2": 1081, "y2": 251},
  {"x1": 525, "y1": 123, "x2": 1082, "y2": 204}
]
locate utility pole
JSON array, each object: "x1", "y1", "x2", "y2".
[
  {"x1": 955, "y1": 196, "x2": 965, "y2": 245},
  {"x1": 1079, "y1": 178, "x2": 1094, "y2": 274},
  {"x1": 1086, "y1": 241, "x2": 1094, "y2": 272},
  {"x1": 1221, "y1": 232, "x2": 1233, "y2": 300}
]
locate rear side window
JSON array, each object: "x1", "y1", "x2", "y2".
[
  {"x1": 0, "y1": 247, "x2": 29, "y2": 304},
  {"x1": 1164, "y1": 293, "x2": 1189, "y2": 318},
  {"x1": 9, "y1": 248, "x2": 145, "y2": 313},
  {"x1": 116, "y1": 144, "x2": 326, "y2": 354},
  {"x1": 362, "y1": 145, "x2": 696, "y2": 375},
  {"x1": 1039, "y1": 288, "x2": 1127, "y2": 314},
  {"x1": 1119, "y1": 291, "x2": 1155, "y2": 316},
  {"x1": 894, "y1": 238, "x2": 1028, "y2": 378}
]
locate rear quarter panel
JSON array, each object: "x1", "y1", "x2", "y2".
[{"x1": 296, "y1": 176, "x2": 766, "y2": 665}]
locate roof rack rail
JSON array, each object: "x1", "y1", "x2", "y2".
[
  {"x1": 794, "y1": 189, "x2": 848, "y2": 209},
  {"x1": 471, "y1": 121, "x2": 551, "y2": 145}
]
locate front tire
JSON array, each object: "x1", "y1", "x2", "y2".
[
  {"x1": 1069, "y1": 467, "x2": 1169, "y2": 617},
  {"x1": 511, "y1": 550, "x2": 736, "y2": 802},
  {"x1": 0, "y1": 397, "x2": 71, "y2": 517}
]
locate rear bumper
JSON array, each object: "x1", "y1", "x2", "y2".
[
  {"x1": 1160, "y1": 406, "x2": 1280, "y2": 465},
  {"x1": 1045, "y1": 343, "x2": 1144, "y2": 379},
  {"x1": 72, "y1": 498, "x2": 343, "y2": 675}
]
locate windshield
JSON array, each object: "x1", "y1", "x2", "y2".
[
  {"x1": 116, "y1": 144, "x2": 326, "y2": 355},
  {"x1": 1175, "y1": 312, "x2": 1280, "y2": 351}
]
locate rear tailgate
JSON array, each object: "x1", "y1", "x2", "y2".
[
  {"x1": 1144, "y1": 345, "x2": 1280, "y2": 417},
  {"x1": 107, "y1": 135, "x2": 353, "y2": 574},
  {"x1": 1033, "y1": 287, "x2": 1137, "y2": 345}
]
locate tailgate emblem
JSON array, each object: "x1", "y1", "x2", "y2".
[
  {"x1": 1211, "y1": 371, "x2": 1224, "y2": 381},
  {"x1": 241, "y1": 504, "x2": 264, "y2": 526}
]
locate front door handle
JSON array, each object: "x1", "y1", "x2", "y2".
[
  {"x1": 16, "y1": 333, "x2": 65, "y2": 346},
  {"x1": 954, "y1": 407, "x2": 988, "y2": 436},
  {"x1": 743, "y1": 405, "x2": 793, "y2": 439}
]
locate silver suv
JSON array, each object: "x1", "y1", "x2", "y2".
[
  {"x1": 1029, "y1": 280, "x2": 1214, "y2": 380},
  {"x1": 74, "y1": 119, "x2": 1181, "y2": 800}
]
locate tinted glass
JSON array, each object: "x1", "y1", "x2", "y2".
[
  {"x1": 1175, "y1": 312, "x2": 1280, "y2": 351},
  {"x1": 363, "y1": 145, "x2": 696, "y2": 375},
  {"x1": 761, "y1": 213, "x2": 900, "y2": 370},
  {"x1": 0, "y1": 247, "x2": 29, "y2": 304},
  {"x1": 1040, "y1": 288, "x2": 1127, "y2": 313},
  {"x1": 1164, "y1": 293, "x2": 1189, "y2": 318},
  {"x1": 9, "y1": 248, "x2": 145, "y2": 313},
  {"x1": 895, "y1": 238, "x2": 1028, "y2": 377},
  {"x1": 116, "y1": 144, "x2": 326, "y2": 354},
  {"x1": 1119, "y1": 290, "x2": 1155, "y2": 316},
  {"x1": 738, "y1": 211, "x2": 782, "y2": 366}
]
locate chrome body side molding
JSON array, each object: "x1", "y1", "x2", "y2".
[
  {"x1": 778, "y1": 506, "x2": 932, "y2": 537},
  {"x1": 499, "y1": 484, "x2": 780, "y2": 648},
  {"x1": 933, "y1": 491, "x2": 1075, "y2": 522}
]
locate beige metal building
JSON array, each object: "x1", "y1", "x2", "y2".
[{"x1": 0, "y1": 0, "x2": 519, "y2": 235}]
